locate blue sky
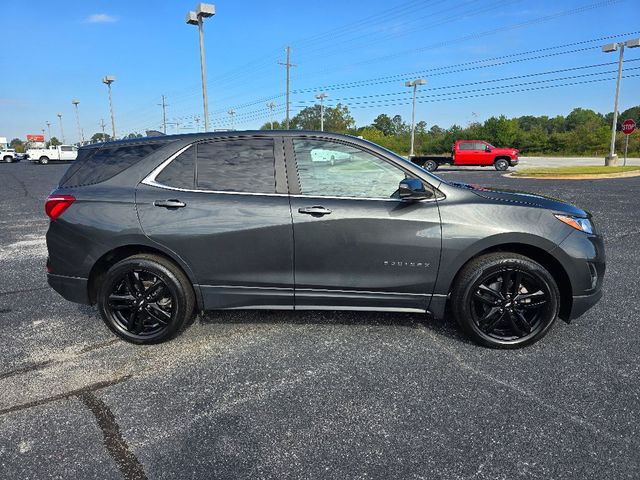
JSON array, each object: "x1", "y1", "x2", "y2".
[{"x1": 1, "y1": 0, "x2": 639, "y2": 142}]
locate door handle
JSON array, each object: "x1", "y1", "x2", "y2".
[
  {"x1": 298, "y1": 206, "x2": 332, "y2": 216},
  {"x1": 153, "y1": 199, "x2": 186, "y2": 208}
]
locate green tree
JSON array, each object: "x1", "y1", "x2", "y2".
[
  {"x1": 291, "y1": 103, "x2": 354, "y2": 132},
  {"x1": 10, "y1": 138, "x2": 24, "y2": 153},
  {"x1": 371, "y1": 114, "x2": 395, "y2": 135},
  {"x1": 91, "y1": 132, "x2": 111, "y2": 142},
  {"x1": 49, "y1": 137, "x2": 61, "y2": 147}
]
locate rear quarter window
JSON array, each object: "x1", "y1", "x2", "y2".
[{"x1": 59, "y1": 141, "x2": 172, "y2": 187}]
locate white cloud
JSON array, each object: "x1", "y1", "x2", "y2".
[{"x1": 85, "y1": 13, "x2": 117, "y2": 23}]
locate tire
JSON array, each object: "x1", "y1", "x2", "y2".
[
  {"x1": 4, "y1": 156, "x2": 13, "y2": 163},
  {"x1": 494, "y1": 158, "x2": 509, "y2": 171},
  {"x1": 424, "y1": 159, "x2": 438, "y2": 172},
  {"x1": 450, "y1": 252, "x2": 560, "y2": 349},
  {"x1": 97, "y1": 254, "x2": 195, "y2": 344},
  {"x1": 39, "y1": 156, "x2": 49, "y2": 165}
]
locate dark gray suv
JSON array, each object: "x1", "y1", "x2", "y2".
[{"x1": 45, "y1": 131, "x2": 605, "y2": 348}]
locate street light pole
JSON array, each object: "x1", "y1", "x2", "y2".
[
  {"x1": 315, "y1": 92, "x2": 328, "y2": 131},
  {"x1": 102, "y1": 76, "x2": 117, "y2": 139},
  {"x1": 602, "y1": 38, "x2": 640, "y2": 165},
  {"x1": 45, "y1": 121, "x2": 51, "y2": 141},
  {"x1": 405, "y1": 78, "x2": 427, "y2": 157},
  {"x1": 57, "y1": 113, "x2": 65, "y2": 144},
  {"x1": 267, "y1": 102, "x2": 275, "y2": 130},
  {"x1": 72, "y1": 99, "x2": 84, "y2": 144},
  {"x1": 186, "y1": 4, "x2": 215, "y2": 132}
]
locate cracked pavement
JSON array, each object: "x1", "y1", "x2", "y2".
[{"x1": 0, "y1": 161, "x2": 639, "y2": 479}]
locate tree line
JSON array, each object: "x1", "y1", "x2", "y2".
[{"x1": 261, "y1": 104, "x2": 640, "y2": 156}]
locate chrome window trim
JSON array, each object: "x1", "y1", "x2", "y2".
[{"x1": 142, "y1": 143, "x2": 438, "y2": 203}]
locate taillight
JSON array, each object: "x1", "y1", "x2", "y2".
[{"x1": 45, "y1": 194, "x2": 75, "y2": 220}]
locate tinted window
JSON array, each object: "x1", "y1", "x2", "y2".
[
  {"x1": 60, "y1": 146, "x2": 73, "y2": 152},
  {"x1": 293, "y1": 139, "x2": 405, "y2": 198},
  {"x1": 458, "y1": 142, "x2": 474, "y2": 150},
  {"x1": 196, "y1": 139, "x2": 275, "y2": 193},
  {"x1": 474, "y1": 142, "x2": 487, "y2": 150},
  {"x1": 59, "y1": 141, "x2": 171, "y2": 187},
  {"x1": 156, "y1": 146, "x2": 195, "y2": 189}
]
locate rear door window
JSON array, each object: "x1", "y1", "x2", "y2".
[
  {"x1": 458, "y1": 142, "x2": 474, "y2": 150},
  {"x1": 195, "y1": 138, "x2": 276, "y2": 193}
]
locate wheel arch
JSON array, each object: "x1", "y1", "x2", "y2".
[
  {"x1": 87, "y1": 244, "x2": 203, "y2": 310},
  {"x1": 433, "y1": 238, "x2": 573, "y2": 321}
]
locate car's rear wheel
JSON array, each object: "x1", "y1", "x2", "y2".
[
  {"x1": 39, "y1": 156, "x2": 49, "y2": 165},
  {"x1": 494, "y1": 158, "x2": 509, "y2": 171},
  {"x1": 424, "y1": 159, "x2": 438, "y2": 172},
  {"x1": 451, "y1": 253, "x2": 560, "y2": 348},
  {"x1": 4, "y1": 156, "x2": 13, "y2": 163},
  {"x1": 97, "y1": 254, "x2": 195, "y2": 344}
]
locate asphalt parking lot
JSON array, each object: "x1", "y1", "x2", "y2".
[{"x1": 1, "y1": 161, "x2": 639, "y2": 479}]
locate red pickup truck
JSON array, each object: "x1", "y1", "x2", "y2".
[{"x1": 411, "y1": 140, "x2": 519, "y2": 172}]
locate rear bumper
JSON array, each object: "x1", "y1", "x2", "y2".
[
  {"x1": 568, "y1": 288, "x2": 603, "y2": 320},
  {"x1": 48, "y1": 273, "x2": 91, "y2": 305}
]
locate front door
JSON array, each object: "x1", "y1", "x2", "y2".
[
  {"x1": 287, "y1": 137, "x2": 442, "y2": 312},
  {"x1": 136, "y1": 137, "x2": 294, "y2": 309}
]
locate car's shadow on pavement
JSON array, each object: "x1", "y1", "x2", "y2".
[{"x1": 199, "y1": 309, "x2": 471, "y2": 345}]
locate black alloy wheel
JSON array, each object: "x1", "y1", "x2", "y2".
[
  {"x1": 471, "y1": 268, "x2": 549, "y2": 341},
  {"x1": 97, "y1": 254, "x2": 195, "y2": 344},
  {"x1": 451, "y1": 253, "x2": 560, "y2": 348},
  {"x1": 108, "y1": 269, "x2": 174, "y2": 336}
]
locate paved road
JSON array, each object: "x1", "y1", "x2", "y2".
[{"x1": 1, "y1": 161, "x2": 639, "y2": 479}]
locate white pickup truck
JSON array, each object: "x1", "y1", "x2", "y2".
[
  {"x1": 1, "y1": 136, "x2": 17, "y2": 163},
  {"x1": 27, "y1": 145, "x2": 78, "y2": 164}
]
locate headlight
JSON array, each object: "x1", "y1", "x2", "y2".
[{"x1": 554, "y1": 214, "x2": 593, "y2": 234}]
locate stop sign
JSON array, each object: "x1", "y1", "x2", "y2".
[{"x1": 622, "y1": 119, "x2": 636, "y2": 135}]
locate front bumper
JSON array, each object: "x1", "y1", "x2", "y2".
[
  {"x1": 48, "y1": 273, "x2": 91, "y2": 305},
  {"x1": 509, "y1": 157, "x2": 519, "y2": 166},
  {"x1": 568, "y1": 288, "x2": 603, "y2": 320}
]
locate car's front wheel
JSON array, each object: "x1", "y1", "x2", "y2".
[
  {"x1": 4, "y1": 155, "x2": 13, "y2": 163},
  {"x1": 451, "y1": 253, "x2": 560, "y2": 348},
  {"x1": 97, "y1": 254, "x2": 195, "y2": 344},
  {"x1": 39, "y1": 156, "x2": 49, "y2": 165}
]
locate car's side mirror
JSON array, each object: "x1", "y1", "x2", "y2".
[
  {"x1": 399, "y1": 178, "x2": 431, "y2": 200},
  {"x1": 485, "y1": 145, "x2": 491, "y2": 152}
]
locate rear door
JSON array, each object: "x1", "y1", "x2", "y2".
[
  {"x1": 59, "y1": 146, "x2": 75, "y2": 161},
  {"x1": 136, "y1": 136, "x2": 295, "y2": 309},
  {"x1": 455, "y1": 141, "x2": 474, "y2": 164},
  {"x1": 286, "y1": 137, "x2": 442, "y2": 311}
]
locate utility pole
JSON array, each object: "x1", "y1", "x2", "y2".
[
  {"x1": 45, "y1": 121, "x2": 52, "y2": 141},
  {"x1": 102, "y1": 76, "x2": 117, "y2": 139},
  {"x1": 57, "y1": 113, "x2": 65, "y2": 143},
  {"x1": 72, "y1": 99, "x2": 84, "y2": 144},
  {"x1": 100, "y1": 119, "x2": 107, "y2": 141},
  {"x1": 278, "y1": 46, "x2": 296, "y2": 129},
  {"x1": 405, "y1": 78, "x2": 427, "y2": 157},
  {"x1": 602, "y1": 38, "x2": 640, "y2": 165},
  {"x1": 194, "y1": 115, "x2": 200, "y2": 132},
  {"x1": 315, "y1": 92, "x2": 328, "y2": 131},
  {"x1": 158, "y1": 95, "x2": 168, "y2": 134},
  {"x1": 228, "y1": 109, "x2": 236, "y2": 130},
  {"x1": 186, "y1": 4, "x2": 215, "y2": 132},
  {"x1": 266, "y1": 102, "x2": 276, "y2": 130}
]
